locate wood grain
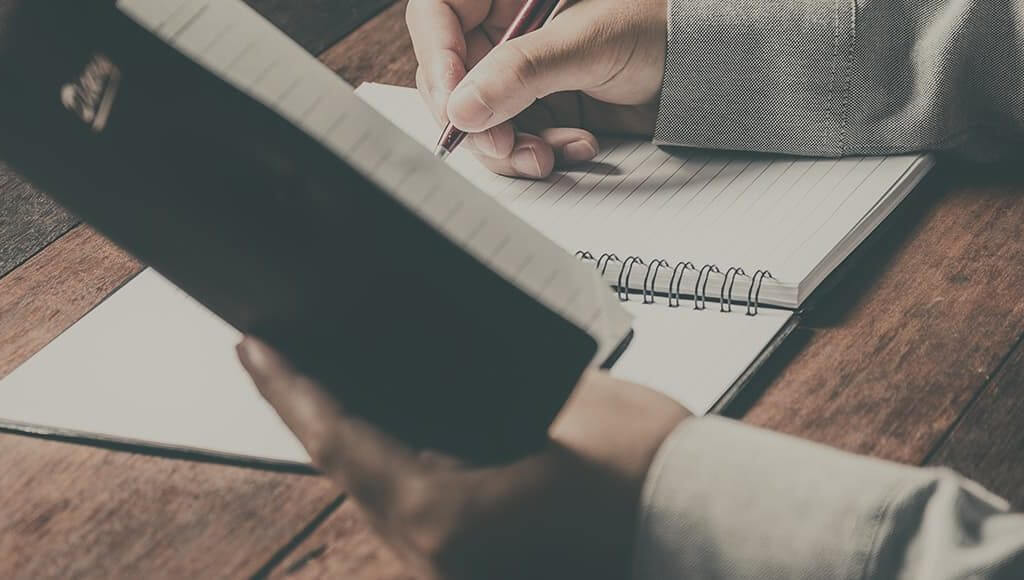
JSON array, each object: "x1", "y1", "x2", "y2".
[
  {"x1": 247, "y1": 0, "x2": 394, "y2": 55},
  {"x1": 928, "y1": 338, "x2": 1024, "y2": 509},
  {"x1": 0, "y1": 435, "x2": 340, "y2": 578},
  {"x1": 0, "y1": 165, "x2": 77, "y2": 280},
  {"x1": 741, "y1": 165, "x2": 1024, "y2": 464},
  {"x1": 269, "y1": 502, "x2": 412, "y2": 580},
  {"x1": 0, "y1": 226, "x2": 138, "y2": 377},
  {"x1": 319, "y1": 0, "x2": 416, "y2": 88}
]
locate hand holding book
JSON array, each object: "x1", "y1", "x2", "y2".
[{"x1": 238, "y1": 336, "x2": 688, "y2": 580}]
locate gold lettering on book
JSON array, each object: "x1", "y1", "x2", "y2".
[{"x1": 60, "y1": 54, "x2": 121, "y2": 133}]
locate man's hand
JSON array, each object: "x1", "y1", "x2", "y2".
[
  {"x1": 237, "y1": 337, "x2": 688, "y2": 580},
  {"x1": 407, "y1": 0, "x2": 667, "y2": 178}
]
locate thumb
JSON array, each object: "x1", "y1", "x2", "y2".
[{"x1": 446, "y1": 21, "x2": 600, "y2": 132}]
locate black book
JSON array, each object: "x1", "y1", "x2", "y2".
[{"x1": 0, "y1": 0, "x2": 633, "y2": 464}]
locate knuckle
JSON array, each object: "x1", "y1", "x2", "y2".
[{"x1": 501, "y1": 40, "x2": 542, "y2": 95}]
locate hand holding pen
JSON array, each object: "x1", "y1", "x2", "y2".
[{"x1": 408, "y1": 0, "x2": 667, "y2": 178}]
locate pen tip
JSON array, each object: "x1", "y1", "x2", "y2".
[{"x1": 433, "y1": 145, "x2": 451, "y2": 160}]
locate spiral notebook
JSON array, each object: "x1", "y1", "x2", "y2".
[{"x1": 0, "y1": 0, "x2": 931, "y2": 465}]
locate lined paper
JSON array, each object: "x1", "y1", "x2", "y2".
[
  {"x1": 116, "y1": 0, "x2": 632, "y2": 361},
  {"x1": 356, "y1": 84, "x2": 933, "y2": 308}
]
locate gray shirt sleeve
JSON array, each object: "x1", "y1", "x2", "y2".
[
  {"x1": 632, "y1": 416, "x2": 1024, "y2": 579},
  {"x1": 654, "y1": 0, "x2": 1024, "y2": 160}
]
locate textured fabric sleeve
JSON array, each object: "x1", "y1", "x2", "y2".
[
  {"x1": 632, "y1": 416, "x2": 1024, "y2": 579},
  {"x1": 654, "y1": 0, "x2": 1024, "y2": 160}
]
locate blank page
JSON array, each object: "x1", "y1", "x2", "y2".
[
  {"x1": 0, "y1": 270, "x2": 310, "y2": 465},
  {"x1": 614, "y1": 300, "x2": 793, "y2": 414},
  {"x1": 116, "y1": 0, "x2": 632, "y2": 365},
  {"x1": 356, "y1": 84, "x2": 933, "y2": 308}
]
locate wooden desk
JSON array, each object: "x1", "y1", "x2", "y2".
[{"x1": 2, "y1": 2, "x2": 1022, "y2": 577}]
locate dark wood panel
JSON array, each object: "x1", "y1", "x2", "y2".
[
  {"x1": 0, "y1": 165, "x2": 77, "y2": 280},
  {"x1": 928, "y1": 339, "x2": 1024, "y2": 509},
  {"x1": 741, "y1": 166, "x2": 1024, "y2": 464},
  {"x1": 247, "y1": 0, "x2": 395, "y2": 55}
]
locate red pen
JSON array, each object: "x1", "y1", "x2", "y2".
[{"x1": 433, "y1": 0, "x2": 563, "y2": 160}]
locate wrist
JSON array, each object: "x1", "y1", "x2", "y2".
[{"x1": 551, "y1": 370, "x2": 690, "y2": 486}]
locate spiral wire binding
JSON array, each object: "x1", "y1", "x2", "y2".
[
  {"x1": 573, "y1": 252, "x2": 774, "y2": 316},
  {"x1": 668, "y1": 261, "x2": 696, "y2": 308},
  {"x1": 719, "y1": 267, "x2": 748, "y2": 313},
  {"x1": 746, "y1": 270, "x2": 775, "y2": 316},
  {"x1": 693, "y1": 264, "x2": 721, "y2": 310},
  {"x1": 616, "y1": 257, "x2": 646, "y2": 301},
  {"x1": 643, "y1": 259, "x2": 670, "y2": 304}
]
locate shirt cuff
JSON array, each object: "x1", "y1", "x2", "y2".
[
  {"x1": 631, "y1": 416, "x2": 926, "y2": 580},
  {"x1": 655, "y1": 0, "x2": 855, "y2": 156}
]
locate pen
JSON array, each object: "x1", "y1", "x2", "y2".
[{"x1": 433, "y1": 0, "x2": 562, "y2": 160}]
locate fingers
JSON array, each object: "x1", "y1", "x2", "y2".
[
  {"x1": 447, "y1": 19, "x2": 599, "y2": 133},
  {"x1": 540, "y1": 127, "x2": 599, "y2": 164},
  {"x1": 472, "y1": 127, "x2": 598, "y2": 178},
  {"x1": 406, "y1": 0, "x2": 491, "y2": 112}
]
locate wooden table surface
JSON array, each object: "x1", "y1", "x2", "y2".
[{"x1": 2, "y1": 2, "x2": 1023, "y2": 578}]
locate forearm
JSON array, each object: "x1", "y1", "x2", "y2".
[
  {"x1": 655, "y1": 0, "x2": 1024, "y2": 160},
  {"x1": 633, "y1": 417, "x2": 1024, "y2": 579}
]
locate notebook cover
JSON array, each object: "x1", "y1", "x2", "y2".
[{"x1": 0, "y1": 0, "x2": 602, "y2": 465}]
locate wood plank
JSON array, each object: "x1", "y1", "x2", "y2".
[
  {"x1": 0, "y1": 165, "x2": 77, "y2": 280},
  {"x1": 928, "y1": 338, "x2": 1024, "y2": 509},
  {"x1": 0, "y1": 434, "x2": 339, "y2": 578},
  {"x1": 0, "y1": 226, "x2": 138, "y2": 377},
  {"x1": 269, "y1": 502, "x2": 412, "y2": 579},
  {"x1": 247, "y1": 0, "x2": 395, "y2": 55},
  {"x1": 318, "y1": 0, "x2": 416, "y2": 88},
  {"x1": 739, "y1": 165, "x2": 1024, "y2": 464},
  {"x1": 0, "y1": 226, "x2": 342, "y2": 577}
]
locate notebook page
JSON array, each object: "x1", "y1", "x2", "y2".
[
  {"x1": 356, "y1": 83, "x2": 932, "y2": 308},
  {"x1": 115, "y1": 0, "x2": 632, "y2": 363},
  {"x1": 614, "y1": 300, "x2": 793, "y2": 414}
]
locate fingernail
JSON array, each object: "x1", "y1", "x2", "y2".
[
  {"x1": 448, "y1": 83, "x2": 493, "y2": 130},
  {"x1": 237, "y1": 337, "x2": 271, "y2": 373},
  {"x1": 236, "y1": 338, "x2": 258, "y2": 367},
  {"x1": 562, "y1": 140, "x2": 598, "y2": 162},
  {"x1": 512, "y1": 146, "x2": 544, "y2": 178},
  {"x1": 473, "y1": 131, "x2": 499, "y2": 157}
]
